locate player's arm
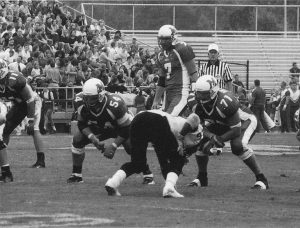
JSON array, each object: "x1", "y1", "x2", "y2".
[
  {"x1": 185, "y1": 59, "x2": 198, "y2": 83},
  {"x1": 77, "y1": 106, "x2": 94, "y2": 138}
]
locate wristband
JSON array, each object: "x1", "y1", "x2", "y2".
[
  {"x1": 88, "y1": 133, "x2": 95, "y2": 139},
  {"x1": 112, "y1": 142, "x2": 118, "y2": 149}
]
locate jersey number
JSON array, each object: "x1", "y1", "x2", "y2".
[
  {"x1": 220, "y1": 95, "x2": 232, "y2": 107},
  {"x1": 164, "y1": 62, "x2": 171, "y2": 79},
  {"x1": 109, "y1": 96, "x2": 122, "y2": 108}
]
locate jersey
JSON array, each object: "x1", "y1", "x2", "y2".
[
  {"x1": 195, "y1": 89, "x2": 240, "y2": 127},
  {"x1": 157, "y1": 42, "x2": 195, "y2": 94},
  {"x1": 147, "y1": 110, "x2": 202, "y2": 148},
  {"x1": 0, "y1": 71, "x2": 27, "y2": 103},
  {"x1": 77, "y1": 92, "x2": 132, "y2": 133}
]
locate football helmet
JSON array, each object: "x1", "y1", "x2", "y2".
[
  {"x1": 194, "y1": 75, "x2": 219, "y2": 103},
  {"x1": 157, "y1": 25, "x2": 178, "y2": 50},
  {"x1": 0, "y1": 59, "x2": 8, "y2": 80},
  {"x1": 82, "y1": 78, "x2": 106, "y2": 113}
]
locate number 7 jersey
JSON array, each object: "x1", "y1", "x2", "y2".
[
  {"x1": 157, "y1": 42, "x2": 195, "y2": 93},
  {"x1": 195, "y1": 89, "x2": 240, "y2": 126}
]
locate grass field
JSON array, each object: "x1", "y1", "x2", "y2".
[{"x1": 0, "y1": 133, "x2": 300, "y2": 227}]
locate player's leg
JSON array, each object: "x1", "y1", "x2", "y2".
[
  {"x1": 165, "y1": 92, "x2": 189, "y2": 116},
  {"x1": 105, "y1": 113, "x2": 151, "y2": 196},
  {"x1": 188, "y1": 134, "x2": 211, "y2": 187},
  {"x1": 0, "y1": 104, "x2": 26, "y2": 182},
  {"x1": 31, "y1": 97, "x2": 46, "y2": 168},
  {"x1": 241, "y1": 117, "x2": 257, "y2": 153},
  {"x1": 230, "y1": 137, "x2": 269, "y2": 189},
  {"x1": 121, "y1": 137, "x2": 154, "y2": 185},
  {"x1": 67, "y1": 131, "x2": 90, "y2": 183}
]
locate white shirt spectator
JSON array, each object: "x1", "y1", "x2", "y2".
[{"x1": 8, "y1": 61, "x2": 26, "y2": 72}]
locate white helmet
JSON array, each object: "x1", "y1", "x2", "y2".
[
  {"x1": 82, "y1": 78, "x2": 106, "y2": 112},
  {"x1": 157, "y1": 24, "x2": 178, "y2": 50},
  {"x1": 0, "y1": 59, "x2": 8, "y2": 80},
  {"x1": 194, "y1": 75, "x2": 219, "y2": 103}
]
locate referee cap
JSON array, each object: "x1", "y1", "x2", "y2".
[{"x1": 208, "y1": 43, "x2": 219, "y2": 52}]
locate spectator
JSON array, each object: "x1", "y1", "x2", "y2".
[
  {"x1": 232, "y1": 74, "x2": 245, "y2": 94},
  {"x1": 8, "y1": 56, "x2": 26, "y2": 73},
  {"x1": 134, "y1": 89, "x2": 146, "y2": 113},
  {"x1": 279, "y1": 87, "x2": 291, "y2": 133},
  {"x1": 289, "y1": 62, "x2": 300, "y2": 81},
  {"x1": 41, "y1": 84, "x2": 56, "y2": 134},
  {"x1": 249, "y1": 79, "x2": 269, "y2": 132},
  {"x1": 287, "y1": 79, "x2": 300, "y2": 132},
  {"x1": 106, "y1": 74, "x2": 127, "y2": 93}
]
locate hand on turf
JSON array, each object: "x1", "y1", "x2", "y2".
[{"x1": 103, "y1": 144, "x2": 117, "y2": 159}]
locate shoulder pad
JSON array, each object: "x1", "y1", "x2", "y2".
[
  {"x1": 216, "y1": 90, "x2": 239, "y2": 117},
  {"x1": 175, "y1": 43, "x2": 195, "y2": 62},
  {"x1": 106, "y1": 93, "x2": 127, "y2": 120},
  {"x1": 8, "y1": 72, "x2": 26, "y2": 90}
]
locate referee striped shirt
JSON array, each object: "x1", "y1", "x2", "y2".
[{"x1": 199, "y1": 60, "x2": 233, "y2": 89}]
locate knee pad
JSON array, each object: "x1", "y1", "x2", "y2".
[
  {"x1": 71, "y1": 144, "x2": 85, "y2": 155},
  {"x1": 231, "y1": 140, "x2": 244, "y2": 156}
]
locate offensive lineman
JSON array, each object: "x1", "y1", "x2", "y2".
[
  {"x1": 152, "y1": 25, "x2": 198, "y2": 116},
  {"x1": 188, "y1": 75, "x2": 269, "y2": 189},
  {"x1": 67, "y1": 78, "x2": 154, "y2": 184},
  {"x1": 105, "y1": 110, "x2": 202, "y2": 198},
  {"x1": 0, "y1": 60, "x2": 45, "y2": 182}
]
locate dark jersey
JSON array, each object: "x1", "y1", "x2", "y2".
[
  {"x1": 77, "y1": 92, "x2": 131, "y2": 132},
  {"x1": 157, "y1": 42, "x2": 195, "y2": 93},
  {"x1": 0, "y1": 71, "x2": 27, "y2": 103},
  {"x1": 195, "y1": 89, "x2": 239, "y2": 127}
]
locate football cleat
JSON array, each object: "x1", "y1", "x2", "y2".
[
  {"x1": 251, "y1": 174, "x2": 269, "y2": 190},
  {"x1": 187, "y1": 178, "x2": 201, "y2": 187},
  {"x1": 0, "y1": 171, "x2": 13, "y2": 183},
  {"x1": 31, "y1": 161, "x2": 45, "y2": 168},
  {"x1": 142, "y1": 174, "x2": 155, "y2": 185},
  {"x1": 163, "y1": 186, "x2": 184, "y2": 198},
  {"x1": 105, "y1": 178, "x2": 121, "y2": 196},
  {"x1": 251, "y1": 181, "x2": 269, "y2": 190},
  {"x1": 67, "y1": 174, "x2": 83, "y2": 183}
]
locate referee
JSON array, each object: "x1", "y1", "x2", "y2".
[{"x1": 199, "y1": 43, "x2": 233, "y2": 91}]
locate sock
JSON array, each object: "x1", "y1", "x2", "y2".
[
  {"x1": 196, "y1": 155, "x2": 209, "y2": 174},
  {"x1": 1, "y1": 165, "x2": 10, "y2": 173},
  {"x1": 108, "y1": 169, "x2": 126, "y2": 188},
  {"x1": 165, "y1": 172, "x2": 178, "y2": 188},
  {"x1": 72, "y1": 165, "x2": 82, "y2": 174},
  {"x1": 37, "y1": 152, "x2": 45, "y2": 162}
]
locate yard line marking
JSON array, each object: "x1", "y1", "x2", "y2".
[{"x1": 0, "y1": 212, "x2": 114, "y2": 227}]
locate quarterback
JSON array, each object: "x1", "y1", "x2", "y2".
[
  {"x1": 105, "y1": 110, "x2": 203, "y2": 198},
  {"x1": 152, "y1": 25, "x2": 198, "y2": 116},
  {"x1": 67, "y1": 78, "x2": 153, "y2": 184},
  {"x1": 0, "y1": 60, "x2": 45, "y2": 182},
  {"x1": 188, "y1": 75, "x2": 269, "y2": 190}
]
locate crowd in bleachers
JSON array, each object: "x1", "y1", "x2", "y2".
[{"x1": 0, "y1": 0, "x2": 159, "y2": 102}]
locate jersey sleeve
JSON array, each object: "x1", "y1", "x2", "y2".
[
  {"x1": 8, "y1": 73, "x2": 26, "y2": 91},
  {"x1": 176, "y1": 43, "x2": 195, "y2": 63},
  {"x1": 216, "y1": 91, "x2": 239, "y2": 118},
  {"x1": 106, "y1": 94, "x2": 130, "y2": 127}
]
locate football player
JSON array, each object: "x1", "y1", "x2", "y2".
[
  {"x1": 188, "y1": 75, "x2": 269, "y2": 190},
  {"x1": 0, "y1": 60, "x2": 45, "y2": 182},
  {"x1": 152, "y1": 25, "x2": 198, "y2": 116},
  {"x1": 105, "y1": 110, "x2": 202, "y2": 198},
  {"x1": 67, "y1": 78, "x2": 154, "y2": 184}
]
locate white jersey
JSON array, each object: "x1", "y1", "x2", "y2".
[{"x1": 147, "y1": 110, "x2": 202, "y2": 148}]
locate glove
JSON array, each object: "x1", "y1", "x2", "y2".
[
  {"x1": 26, "y1": 120, "x2": 35, "y2": 136},
  {"x1": 89, "y1": 134, "x2": 105, "y2": 152},
  {"x1": 103, "y1": 143, "x2": 117, "y2": 159},
  {"x1": 0, "y1": 140, "x2": 7, "y2": 150}
]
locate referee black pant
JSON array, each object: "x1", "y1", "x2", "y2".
[{"x1": 121, "y1": 112, "x2": 185, "y2": 179}]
